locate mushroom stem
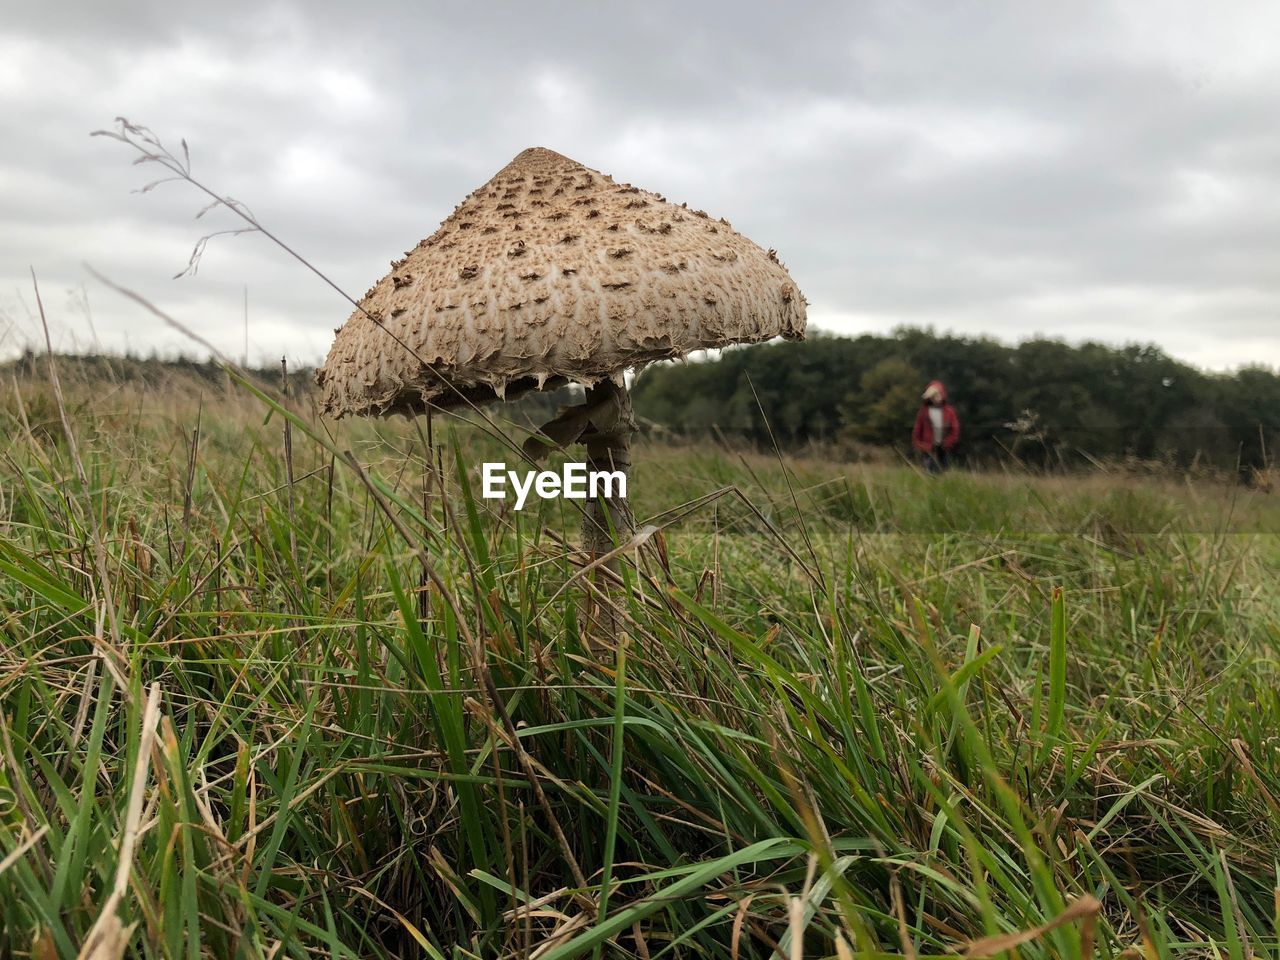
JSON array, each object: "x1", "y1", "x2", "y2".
[{"x1": 580, "y1": 379, "x2": 636, "y2": 631}]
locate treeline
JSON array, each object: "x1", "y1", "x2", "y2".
[
  {"x1": 4, "y1": 348, "x2": 583, "y2": 430},
  {"x1": 631, "y1": 329, "x2": 1280, "y2": 475},
  {"x1": 9, "y1": 336, "x2": 1277, "y2": 476},
  {"x1": 7, "y1": 349, "x2": 316, "y2": 396}
]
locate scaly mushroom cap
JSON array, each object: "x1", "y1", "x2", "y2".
[{"x1": 316, "y1": 147, "x2": 806, "y2": 416}]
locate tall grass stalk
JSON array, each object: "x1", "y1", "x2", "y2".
[{"x1": 1, "y1": 353, "x2": 1278, "y2": 957}]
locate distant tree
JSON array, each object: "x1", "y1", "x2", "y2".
[
  {"x1": 627, "y1": 327, "x2": 1278, "y2": 476},
  {"x1": 840, "y1": 358, "x2": 922, "y2": 447}
]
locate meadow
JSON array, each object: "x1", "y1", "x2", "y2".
[{"x1": 1, "y1": 361, "x2": 1278, "y2": 958}]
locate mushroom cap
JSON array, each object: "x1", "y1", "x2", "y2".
[{"x1": 316, "y1": 147, "x2": 806, "y2": 416}]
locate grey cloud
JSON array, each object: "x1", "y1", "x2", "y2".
[{"x1": 1, "y1": 0, "x2": 1277, "y2": 371}]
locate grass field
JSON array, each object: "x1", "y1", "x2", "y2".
[{"x1": 1, "y1": 363, "x2": 1278, "y2": 958}]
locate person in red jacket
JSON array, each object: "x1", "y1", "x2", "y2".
[{"x1": 912, "y1": 380, "x2": 960, "y2": 472}]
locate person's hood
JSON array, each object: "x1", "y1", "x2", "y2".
[{"x1": 922, "y1": 380, "x2": 947, "y2": 403}]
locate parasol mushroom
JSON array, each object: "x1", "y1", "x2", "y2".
[{"x1": 317, "y1": 146, "x2": 805, "y2": 593}]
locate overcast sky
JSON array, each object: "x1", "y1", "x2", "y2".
[{"x1": 2, "y1": 0, "x2": 1278, "y2": 371}]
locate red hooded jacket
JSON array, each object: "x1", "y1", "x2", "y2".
[{"x1": 912, "y1": 380, "x2": 960, "y2": 452}]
